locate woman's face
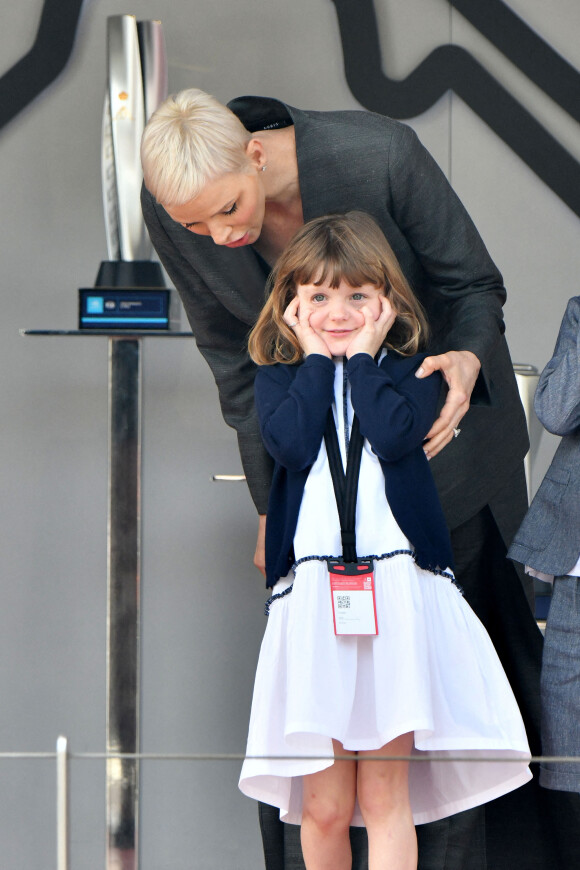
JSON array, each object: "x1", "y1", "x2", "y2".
[
  {"x1": 164, "y1": 168, "x2": 266, "y2": 248},
  {"x1": 295, "y1": 278, "x2": 385, "y2": 357}
]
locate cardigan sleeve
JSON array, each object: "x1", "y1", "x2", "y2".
[
  {"x1": 534, "y1": 296, "x2": 580, "y2": 436},
  {"x1": 255, "y1": 356, "x2": 336, "y2": 471},
  {"x1": 346, "y1": 353, "x2": 441, "y2": 462}
]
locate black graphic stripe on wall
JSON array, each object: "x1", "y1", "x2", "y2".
[
  {"x1": 0, "y1": 0, "x2": 85, "y2": 130},
  {"x1": 330, "y1": 0, "x2": 580, "y2": 219},
  {"x1": 451, "y1": 0, "x2": 580, "y2": 124}
]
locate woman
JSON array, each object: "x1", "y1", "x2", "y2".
[{"x1": 140, "y1": 89, "x2": 549, "y2": 870}]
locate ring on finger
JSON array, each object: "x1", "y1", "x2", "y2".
[{"x1": 452, "y1": 427, "x2": 461, "y2": 438}]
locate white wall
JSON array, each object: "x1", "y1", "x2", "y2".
[{"x1": 1, "y1": 2, "x2": 579, "y2": 867}]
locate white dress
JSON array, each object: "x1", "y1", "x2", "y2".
[{"x1": 239, "y1": 359, "x2": 531, "y2": 826}]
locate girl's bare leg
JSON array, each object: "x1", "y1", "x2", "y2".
[
  {"x1": 357, "y1": 732, "x2": 417, "y2": 870},
  {"x1": 301, "y1": 739, "x2": 357, "y2": 870}
]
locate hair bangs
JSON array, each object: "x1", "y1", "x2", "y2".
[
  {"x1": 288, "y1": 230, "x2": 385, "y2": 291},
  {"x1": 312, "y1": 255, "x2": 385, "y2": 291}
]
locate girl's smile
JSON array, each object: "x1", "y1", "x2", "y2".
[{"x1": 295, "y1": 279, "x2": 384, "y2": 356}]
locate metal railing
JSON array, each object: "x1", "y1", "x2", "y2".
[{"x1": 4, "y1": 737, "x2": 578, "y2": 870}]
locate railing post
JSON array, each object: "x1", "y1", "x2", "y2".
[{"x1": 56, "y1": 736, "x2": 69, "y2": 870}]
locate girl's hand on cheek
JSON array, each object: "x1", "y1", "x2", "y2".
[
  {"x1": 345, "y1": 296, "x2": 396, "y2": 359},
  {"x1": 283, "y1": 299, "x2": 331, "y2": 358}
]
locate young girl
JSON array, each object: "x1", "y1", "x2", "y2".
[{"x1": 239, "y1": 212, "x2": 531, "y2": 869}]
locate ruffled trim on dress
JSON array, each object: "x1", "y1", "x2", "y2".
[
  {"x1": 264, "y1": 550, "x2": 460, "y2": 615},
  {"x1": 264, "y1": 582, "x2": 294, "y2": 615}
]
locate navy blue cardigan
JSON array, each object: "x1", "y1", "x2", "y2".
[{"x1": 255, "y1": 351, "x2": 455, "y2": 588}]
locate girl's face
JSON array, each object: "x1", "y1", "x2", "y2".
[
  {"x1": 295, "y1": 278, "x2": 385, "y2": 357},
  {"x1": 164, "y1": 168, "x2": 266, "y2": 248}
]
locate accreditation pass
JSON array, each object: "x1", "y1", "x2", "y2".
[{"x1": 328, "y1": 559, "x2": 378, "y2": 636}]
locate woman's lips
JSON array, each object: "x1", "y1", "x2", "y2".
[{"x1": 225, "y1": 231, "x2": 251, "y2": 248}]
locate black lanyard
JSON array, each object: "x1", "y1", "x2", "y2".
[{"x1": 324, "y1": 408, "x2": 364, "y2": 564}]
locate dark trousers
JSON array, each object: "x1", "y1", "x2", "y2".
[
  {"x1": 451, "y1": 506, "x2": 580, "y2": 870},
  {"x1": 257, "y1": 499, "x2": 580, "y2": 869},
  {"x1": 419, "y1": 502, "x2": 580, "y2": 870}
]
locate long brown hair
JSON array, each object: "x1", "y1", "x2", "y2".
[{"x1": 248, "y1": 211, "x2": 429, "y2": 365}]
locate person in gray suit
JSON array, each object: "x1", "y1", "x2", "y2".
[
  {"x1": 140, "y1": 89, "x2": 555, "y2": 868},
  {"x1": 509, "y1": 295, "x2": 580, "y2": 797}
]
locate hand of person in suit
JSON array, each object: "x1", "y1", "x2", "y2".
[{"x1": 416, "y1": 350, "x2": 481, "y2": 458}]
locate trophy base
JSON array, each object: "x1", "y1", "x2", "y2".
[{"x1": 95, "y1": 260, "x2": 165, "y2": 288}]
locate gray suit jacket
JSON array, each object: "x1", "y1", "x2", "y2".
[
  {"x1": 142, "y1": 96, "x2": 528, "y2": 533},
  {"x1": 508, "y1": 296, "x2": 580, "y2": 575}
]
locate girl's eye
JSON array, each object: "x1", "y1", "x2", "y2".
[
  {"x1": 351, "y1": 293, "x2": 366, "y2": 301},
  {"x1": 312, "y1": 294, "x2": 326, "y2": 303},
  {"x1": 223, "y1": 203, "x2": 238, "y2": 216}
]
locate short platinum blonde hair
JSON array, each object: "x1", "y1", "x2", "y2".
[{"x1": 140, "y1": 89, "x2": 251, "y2": 206}]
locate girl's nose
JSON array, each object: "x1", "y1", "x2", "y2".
[{"x1": 328, "y1": 300, "x2": 349, "y2": 320}]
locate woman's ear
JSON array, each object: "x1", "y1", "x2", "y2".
[{"x1": 245, "y1": 138, "x2": 266, "y2": 171}]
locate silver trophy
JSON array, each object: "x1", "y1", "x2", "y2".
[{"x1": 99, "y1": 14, "x2": 167, "y2": 284}]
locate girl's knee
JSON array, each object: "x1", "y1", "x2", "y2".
[
  {"x1": 302, "y1": 745, "x2": 357, "y2": 836},
  {"x1": 302, "y1": 791, "x2": 355, "y2": 836},
  {"x1": 357, "y1": 763, "x2": 411, "y2": 822},
  {"x1": 358, "y1": 779, "x2": 408, "y2": 822}
]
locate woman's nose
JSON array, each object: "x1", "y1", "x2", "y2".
[{"x1": 209, "y1": 221, "x2": 232, "y2": 245}]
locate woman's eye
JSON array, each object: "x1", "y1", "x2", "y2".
[{"x1": 223, "y1": 203, "x2": 238, "y2": 216}]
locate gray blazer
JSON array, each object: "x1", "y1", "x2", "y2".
[
  {"x1": 508, "y1": 296, "x2": 580, "y2": 575},
  {"x1": 142, "y1": 96, "x2": 528, "y2": 534}
]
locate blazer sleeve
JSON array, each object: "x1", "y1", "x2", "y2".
[
  {"x1": 141, "y1": 185, "x2": 274, "y2": 513},
  {"x1": 388, "y1": 124, "x2": 506, "y2": 377},
  {"x1": 254, "y1": 356, "x2": 336, "y2": 471},
  {"x1": 346, "y1": 353, "x2": 441, "y2": 462},
  {"x1": 534, "y1": 296, "x2": 580, "y2": 436}
]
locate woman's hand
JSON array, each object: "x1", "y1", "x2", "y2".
[
  {"x1": 283, "y1": 297, "x2": 331, "y2": 357},
  {"x1": 254, "y1": 514, "x2": 267, "y2": 577},
  {"x1": 415, "y1": 350, "x2": 481, "y2": 458},
  {"x1": 345, "y1": 296, "x2": 396, "y2": 359}
]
